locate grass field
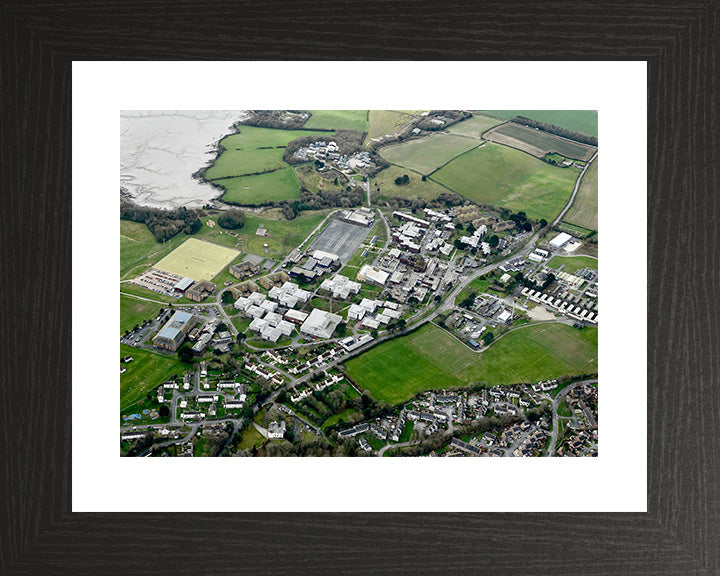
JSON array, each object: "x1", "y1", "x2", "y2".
[
  {"x1": 564, "y1": 157, "x2": 598, "y2": 230},
  {"x1": 454, "y1": 277, "x2": 493, "y2": 306},
  {"x1": 120, "y1": 295, "x2": 165, "y2": 334},
  {"x1": 373, "y1": 164, "x2": 450, "y2": 202},
  {"x1": 304, "y1": 110, "x2": 368, "y2": 131},
  {"x1": 557, "y1": 221, "x2": 595, "y2": 239},
  {"x1": 447, "y1": 114, "x2": 505, "y2": 139},
  {"x1": 206, "y1": 126, "x2": 328, "y2": 180},
  {"x1": 215, "y1": 168, "x2": 301, "y2": 204},
  {"x1": 475, "y1": 110, "x2": 598, "y2": 138},
  {"x1": 194, "y1": 210, "x2": 330, "y2": 259},
  {"x1": 153, "y1": 238, "x2": 240, "y2": 281},
  {"x1": 345, "y1": 323, "x2": 597, "y2": 404},
  {"x1": 484, "y1": 123, "x2": 596, "y2": 161},
  {"x1": 366, "y1": 110, "x2": 416, "y2": 143},
  {"x1": 120, "y1": 220, "x2": 176, "y2": 280},
  {"x1": 548, "y1": 255, "x2": 598, "y2": 274},
  {"x1": 380, "y1": 133, "x2": 479, "y2": 175},
  {"x1": 237, "y1": 426, "x2": 266, "y2": 451},
  {"x1": 120, "y1": 344, "x2": 188, "y2": 410},
  {"x1": 431, "y1": 142, "x2": 579, "y2": 222}
]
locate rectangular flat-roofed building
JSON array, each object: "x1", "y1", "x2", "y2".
[{"x1": 153, "y1": 311, "x2": 197, "y2": 351}]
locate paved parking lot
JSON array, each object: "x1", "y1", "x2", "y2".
[{"x1": 309, "y1": 219, "x2": 371, "y2": 265}]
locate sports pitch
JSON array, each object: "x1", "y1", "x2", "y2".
[{"x1": 152, "y1": 238, "x2": 240, "y2": 281}]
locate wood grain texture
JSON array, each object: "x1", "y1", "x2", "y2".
[{"x1": 1, "y1": 0, "x2": 719, "y2": 574}]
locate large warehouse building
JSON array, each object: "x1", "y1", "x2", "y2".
[
  {"x1": 300, "y1": 309, "x2": 343, "y2": 339},
  {"x1": 152, "y1": 310, "x2": 197, "y2": 351}
]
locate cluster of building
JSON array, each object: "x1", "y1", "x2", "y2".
[
  {"x1": 521, "y1": 287, "x2": 598, "y2": 324},
  {"x1": 346, "y1": 298, "x2": 402, "y2": 330},
  {"x1": 286, "y1": 249, "x2": 340, "y2": 282}
]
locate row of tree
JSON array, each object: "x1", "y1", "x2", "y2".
[
  {"x1": 120, "y1": 200, "x2": 202, "y2": 243},
  {"x1": 513, "y1": 116, "x2": 598, "y2": 147}
]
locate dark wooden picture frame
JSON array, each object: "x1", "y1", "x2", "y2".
[{"x1": 2, "y1": 2, "x2": 718, "y2": 574}]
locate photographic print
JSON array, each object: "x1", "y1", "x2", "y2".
[{"x1": 120, "y1": 109, "x2": 599, "y2": 458}]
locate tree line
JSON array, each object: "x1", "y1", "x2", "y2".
[
  {"x1": 120, "y1": 200, "x2": 201, "y2": 243},
  {"x1": 512, "y1": 116, "x2": 598, "y2": 147}
]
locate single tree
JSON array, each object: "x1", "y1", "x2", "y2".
[
  {"x1": 178, "y1": 346, "x2": 194, "y2": 364},
  {"x1": 221, "y1": 290, "x2": 235, "y2": 305}
]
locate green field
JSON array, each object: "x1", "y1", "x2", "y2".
[
  {"x1": 454, "y1": 277, "x2": 493, "y2": 306},
  {"x1": 120, "y1": 344, "x2": 188, "y2": 410},
  {"x1": 120, "y1": 295, "x2": 165, "y2": 334},
  {"x1": 447, "y1": 114, "x2": 505, "y2": 139},
  {"x1": 345, "y1": 323, "x2": 597, "y2": 404},
  {"x1": 373, "y1": 164, "x2": 451, "y2": 202},
  {"x1": 216, "y1": 168, "x2": 301, "y2": 205},
  {"x1": 206, "y1": 126, "x2": 328, "y2": 179},
  {"x1": 564, "y1": 158, "x2": 598, "y2": 230},
  {"x1": 120, "y1": 220, "x2": 176, "y2": 280},
  {"x1": 557, "y1": 221, "x2": 595, "y2": 238},
  {"x1": 304, "y1": 110, "x2": 369, "y2": 131},
  {"x1": 380, "y1": 133, "x2": 479, "y2": 175},
  {"x1": 431, "y1": 142, "x2": 579, "y2": 222},
  {"x1": 191, "y1": 210, "x2": 329, "y2": 259},
  {"x1": 548, "y1": 255, "x2": 598, "y2": 274},
  {"x1": 366, "y1": 110, "x2": 416, "y2": 143},
  {"x1": 475, "y1": 110, "x2": 598, "y2": 138},
  {"x1": 153, "y1": 238, "x2": 240, "y2": 281},
  {"x1": 486, "y1": 122, "x2": 596, "y2": 161},
  {"x1": 237, "y1": 426, "x2": 266, "y2": 450}
]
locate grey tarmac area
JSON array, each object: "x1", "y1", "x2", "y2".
[{"x1": 309, "y1": 218, "x2": 372, "y2": 265}]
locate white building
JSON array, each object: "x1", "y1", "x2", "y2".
[
  {"x1": 233, "y1": 296, "x2": 251, "y2": 311},
  {"x1": 267, "y1": 420, "x2": 286, "y2": 439},
  {"x1": 319, "y1": 275, "x2": 361, "y2": 299},
  {"x1": 357, "y1": 265, "x2": 389, "y2": 286},
  {"x1": 549, "y1": 232, "x2": 572, "y2": 250},
  {"x1": 300, "y1": 308, "x2": 343, "y2": 339},
  {"x1": 348, "y1": 304, "x2": 366, "y2": 321}
]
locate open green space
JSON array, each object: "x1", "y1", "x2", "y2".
[
  {"x1": 206, "y1": 126, "x2": 328, "y2": 180},
  {"x1": 366, "y1": 110, "x2": 415, "y2": 143},
  {"x1": 373, "y1": 164, "x2": 450, "y2": 202},
  {"x1": 321, "y1": 408, "x2": 361, "y2": 429},
  {"x1": 447, "y1": 114, "x2": 505, "y2": 139},
  {"x1": 120, "y1": 295, "x2": 165, "y2": 335},
  {"x1": 152, "y1": 238, "x2": 240, "y2": 281},
  {"x1": 380, "y1": 133, "x2": 479, "y2": 175},
  {"x1": 237, "y1": 426, "x2": 266, "y2": 451},
  {"x1": 344, "y1": 323, "x2": 597, "y2": 405},
  {"x1": 564, "y1": 157, "x2": 598, "y2": 230},
  {"x1": 557, "y1": 221, "x2": 595, "y2": 238},
  {"x1": 547, "y1": 255, "x2": 598, "y2": 274},
  {"x1": 216, "y1": 168, "x2": 301, "y2": 205},
  {"x1": 304, "y1": 110, "x2": 368, "y2": 132},
  {"x1": 120, "y1": 220, "x2": 177, "y2": 280},
  {"x1": 431, "y1": 142, "x2": 579, "y2": 222},
  {"x1": 195, "y1": 209, "x2": 330, "y2": 259},
  {"x1": 475, "y1": 110, "x2": 598, "y2": 138},
  {"x1": 120, "y1": 344, "x2": 188, "y2": 410}
]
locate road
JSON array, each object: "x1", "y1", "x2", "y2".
[{"x1": 546, "y1": 379, "x2": 598, "y2": 456}]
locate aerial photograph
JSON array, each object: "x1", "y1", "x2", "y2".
[{"x1": 120, "y1": 110, "x2": 598, "y2": 457}]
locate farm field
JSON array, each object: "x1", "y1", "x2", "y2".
[
  {"x1": 484, "y1": 123, "x2": 596, "y2": 161},
  {"x1": 120, "y1": 220, "x2": 176, "y2": 280},
  {"x1": 432, "y1": 142, "x2": 579, "y2": 222},
  {"x1": 447, "y1": 114, "x2": 505, "y2": 139},
  {"x1": 344, "y1": 323, "x2": 597, "y2": 405},
  {"x1": 380, "y1": 133, "x2": 479, "y2": 175},
  {"x1": 216, "y1": 168, "x2": 301, "y2": 205},
  {"x1": 120, "y1": 295, "x2": 166, "y2": 334},
  {"x1": 304, "y1": 110, "x2": 368, "y2": 132},
  {"x1": 120, "y1": 344, "x2": 188, "y2": 410},
  {"x1": 373, "y1": 165, "x2": 451, "y2": 202},
  {"x1": 564, "y1": 157, "x2": 598, "y2": 230},
  {"x1": 365, "y1": 110, "x2": 416, "y2": 143},
  {"x1": 475, "y1": 110, "x2": 598, "y2": 138},
  {"x1": 548, "y1": 255, "x2": 598, "y2": 274},
  {"x1": 153, "y1": 238, "x2": 240, "y2": 281}
]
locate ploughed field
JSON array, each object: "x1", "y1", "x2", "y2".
[
  {"x1": 431, "y1": 142, "x2": 579, "y2": 222},
  {"x1": 344, "y1": 323, "x2": 598, "y2": 404}
]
